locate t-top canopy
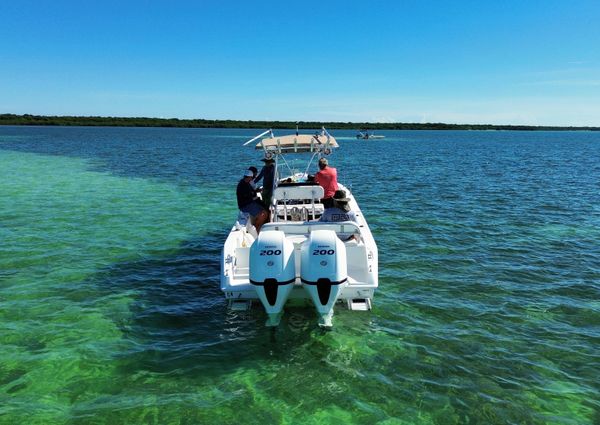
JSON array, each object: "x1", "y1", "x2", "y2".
[{"x1": 256, "y1": 134, "x2": 338, "y2": 153}]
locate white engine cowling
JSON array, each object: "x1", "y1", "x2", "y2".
[
  {"x1": 300, "y1": 229, "x2": 348, "y2": 327},
  {"x1": 249, "y1": 230, "x2": 295, "y2": 326}
]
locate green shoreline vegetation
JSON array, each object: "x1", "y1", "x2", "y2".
[{"x1": 1, "y1": 113, "x2": 599, "y2": 131}]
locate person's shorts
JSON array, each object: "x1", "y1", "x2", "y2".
[{"x1": 240, "y1": 201, "x2": 265, "y2": 217}]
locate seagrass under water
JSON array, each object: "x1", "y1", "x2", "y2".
[{"x1": 0, "y1": 127, "x2": 599, "y2": 424}]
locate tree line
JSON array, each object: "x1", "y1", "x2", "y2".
[{"x1": 1, "y1": 114, "x2": 598, "y2": 131}]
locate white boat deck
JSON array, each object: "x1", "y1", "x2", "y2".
[{"x1": 221, "y1": 129, "x2": 378, "y2": 327}]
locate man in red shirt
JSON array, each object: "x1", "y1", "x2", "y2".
[{"x1": 314, "y1": 157, "x2": 338, "y2": 207}]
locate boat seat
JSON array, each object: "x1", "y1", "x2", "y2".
[
  {"x1": 274, "y1": 185, "x2": 324, "y2": 202},
  {"x1": 262, "y1": 221, "x2": 361, "y2": 238}
]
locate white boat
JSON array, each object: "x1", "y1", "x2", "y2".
[
  {"x1": 220, "y1": 129, "x2": 378, "y2": 328},
  {"x1": 356, "y1": 130, "x2": 385, "y2": 139}
]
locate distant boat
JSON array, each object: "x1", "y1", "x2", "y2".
[{"x1": 356, "y1": 130, "x2": 385, "y2": 139}]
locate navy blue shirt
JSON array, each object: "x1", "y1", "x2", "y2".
[
  {"x1": 255, "y1": 164, "x2": 275, "y2": 192},
  {"x1": 236, "y1": 179, "x2": 255, "y2": 209}
]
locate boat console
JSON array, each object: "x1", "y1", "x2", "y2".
[{"x1": 272, "y1": 185, "x2": 324, "y2": 221}]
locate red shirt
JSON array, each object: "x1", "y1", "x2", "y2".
[{"x1": 315, "y1": 166, "x2": 338, "y2": 198}]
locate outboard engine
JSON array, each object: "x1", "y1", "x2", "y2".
[
  {"x1": 249, "y1": 230, "x2": 296, "y2": 326},
  {"x1": 300, "y1": 229, "x2": 348, "y2": 327}
]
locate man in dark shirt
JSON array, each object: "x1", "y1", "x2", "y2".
[
  {"x1": 254, "y1": 157, "x2": 275, "y2": 208},
  {"x1": 237, "y1": 170, "x2": 268, "y2": 233}
]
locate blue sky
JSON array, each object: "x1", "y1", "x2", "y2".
[{"x1": 1, "y1": 0, "x2": 599, "y2": 125}]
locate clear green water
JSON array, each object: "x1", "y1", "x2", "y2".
[{"x1": 1, "y1": 127, "x2": 599, "y2": 424}]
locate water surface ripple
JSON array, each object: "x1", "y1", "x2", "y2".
[{"x1": 1, "y1": 127, "x2": 599, "y2": 424}]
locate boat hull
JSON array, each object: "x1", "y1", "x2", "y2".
[{"x1": 221, "y1": 184, "x2": 378, "y2": 327}]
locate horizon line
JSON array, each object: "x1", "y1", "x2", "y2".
[{"x1": 1, "y1": 113, "x2": 599, "y2": 130}]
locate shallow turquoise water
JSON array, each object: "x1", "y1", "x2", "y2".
[{"x1": 1, "y1": 127, "x2": 599, "y2": 424}]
